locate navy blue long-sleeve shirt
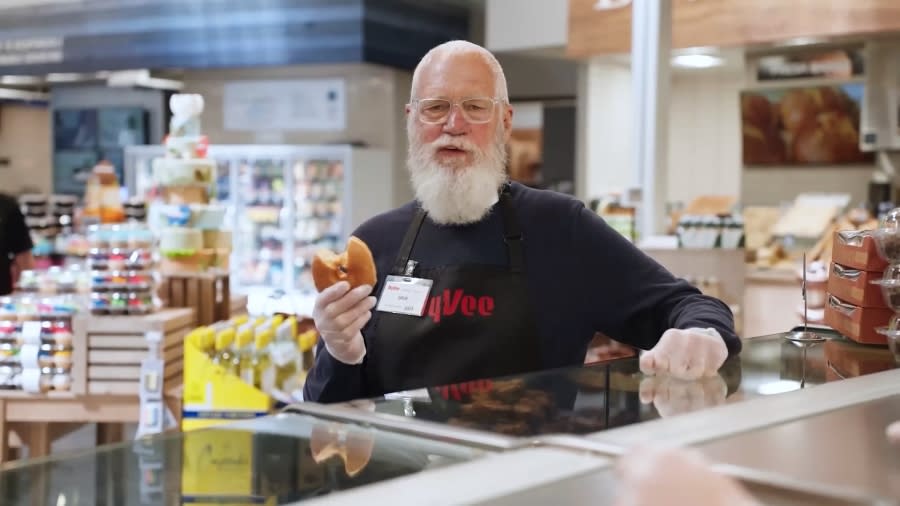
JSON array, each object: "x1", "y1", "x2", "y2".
[{"x1": 303, "y1": 182, "x2": 740, "y2": 403}]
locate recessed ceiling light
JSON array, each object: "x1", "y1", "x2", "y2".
[
  {"x1": 46, "y1": 73, "x2": 82, "y2": 82},
  {"x1": 782, "y1": 37, "x2": 827, "y2": 47},
  {"x1": 671, "y1": 54, "x2": 724, "y2": 69},
  {"x1": 593, "y1": 0, "x2": 631, "y2": 10},
  {"x1": 0, "y1": 75, "x2": 42, "y2": 85}
]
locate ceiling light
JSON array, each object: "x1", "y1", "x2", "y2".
[
  {"x1": 593, "y1": 0, "x2": 631, "y2": 10},
  {"x1": 0, "y1": 87, "x2": 50, "y2": 101},
  {"x1": 46, "y1": 72, "x2": 83, "y2": 82},
  {"x1": 782, "y1": 37, "x2": 828, "y2": 47},
  {"x1": 107, "y1": 69, "x2": 183, "y2": 91},
  {"x1": 0, "y1": 75, "x2": 43, "y2": 85},
  {"x1": 671, "y1": 54, "x2": 724, "y2": 69}
]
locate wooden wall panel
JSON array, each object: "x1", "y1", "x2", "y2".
[{"x1": 568, "y1": 0, "x2": 900, "y2": 57}]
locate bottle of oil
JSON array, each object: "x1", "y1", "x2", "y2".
[
  {"x1": 297, "y1": 329, "x2": 318, "y2": 372},
  {"x1": 252, "y1": 328, "x2": 275, "y2": 393},
  {"x1": 271, "y1": 320, "x2": 299, "y2": 393},
  {"x1": 200, "y1": 328, "x2": 217, "y2": 359},
  {"x1": 233, "y1": 323, "x2": 256, "y2": 385},
  {"x1": 212, "y1": 328, "x2": 236, "y2": 373}
]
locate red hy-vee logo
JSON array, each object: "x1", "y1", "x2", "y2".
[{"x1": 427, "y1": 289, "x2": 494, "y2": 323}]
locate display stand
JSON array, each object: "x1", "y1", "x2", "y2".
[
  {"x1": 0, "y1": 308, "x2": 196, "y2": 464},
  {"x1": 159, "y1": 271, "x2": 231, "y2": 326}
]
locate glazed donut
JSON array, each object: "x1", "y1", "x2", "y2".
[{"x1": 311, "y1": 236, "x2": 377, "y2": 292}]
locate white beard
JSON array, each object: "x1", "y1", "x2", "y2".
[{"x1": 408, "y1": 128, "x2": 508, "y2": 225}]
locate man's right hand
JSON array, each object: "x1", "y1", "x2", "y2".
[{"x1": 312, "y1": 282, "x2": 377, "y2": 364}]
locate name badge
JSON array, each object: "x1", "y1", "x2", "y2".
[{"x1": 376, "y1": 275, "x2": 433, "y2": 317}]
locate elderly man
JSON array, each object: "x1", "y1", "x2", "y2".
[{"x1": 303, "y1": 40, "x2": 739, "y2": 403}]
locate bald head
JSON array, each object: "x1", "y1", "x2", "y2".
[{"x1": 410, "y1": 40, "x2": 509, "y2": 103}]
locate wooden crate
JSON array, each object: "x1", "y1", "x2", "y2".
[
  {"x1": 160, "y1": 272, "x2": 230, "y2": 326},
  {"x1": 83, "y1": 308, "x2": 196, "y2": 396}
]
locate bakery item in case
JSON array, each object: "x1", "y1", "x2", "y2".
[
  {"x1": 149, "y1": 93, "x2": 231, "y2": 274},
  {"x1": 311, "y1": 236, "x2": 377, "y2": 292},
  {"x1": 159, "y1": 228, "x2": 203, "y2": 255}
]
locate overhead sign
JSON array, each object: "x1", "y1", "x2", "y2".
[
  {"x1": 756, "y1": 48, "x2": 865, "y2": 81},
  {"x1": 0, "y1": 36, "x2": 63, "y2": 66},
  {"x1": 223, "y1": 79, "x2": 346, "y2": 132}
]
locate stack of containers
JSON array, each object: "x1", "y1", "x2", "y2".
[
  {"x1": 87, "y1": 224, "x2": 159, "y2": 315},
  {"x1": 825, "y1": 223, "x2": 892, "y2": 346},
  {"x1": 0, "y1": 295, "x2": 78, "y2": 393}
]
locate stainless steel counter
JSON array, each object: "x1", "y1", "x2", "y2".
[
  {"x1": 698, "y1": 394, "x2": 900, "y2": 502},
  {"x1": 293, "y1": 446, "x2": 879, "y2": 506}
]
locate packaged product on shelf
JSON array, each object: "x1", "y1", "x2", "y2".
[
  {"x1": 0, "y1": 295, "x2": 78, "y2": 394},
  {"x1": 83, "y1": 160, "x2": 126, "y2": 224},
  {"x1": 16, "y1": 267, "x2": 90, "y2": 296},
  {"x1": 87, "y1": 223, "x2": 159, "y2": 316}
]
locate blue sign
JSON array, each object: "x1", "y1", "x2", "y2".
[{"x1": 0, "y1": 0, "x2": 468, "y2": 74}]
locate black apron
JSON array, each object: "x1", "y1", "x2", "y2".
[{"x1": 365, "y1": 185, "x2": 543, "y2": 394}]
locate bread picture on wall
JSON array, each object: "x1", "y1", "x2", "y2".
[{"x1": 740, "y1": 84, "x2": 872, "y2": 166}]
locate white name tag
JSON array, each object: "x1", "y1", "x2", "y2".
[{"x1": 376, "y1": 275, "x2": 433, "y2": 317}]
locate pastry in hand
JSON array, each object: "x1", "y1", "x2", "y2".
[{"x1": 311, "y1": 236, "x2": 377, "y2": 292}]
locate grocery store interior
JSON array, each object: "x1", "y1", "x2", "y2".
[{"x1": 0, "y1": 0, "x2": 899, "y2": 504}]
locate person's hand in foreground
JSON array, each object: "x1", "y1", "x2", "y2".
[{"x1": 615, "y1": 446, "x2": 760, "y2": 506}]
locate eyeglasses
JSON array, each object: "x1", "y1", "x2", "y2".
[{"x1": 409, "y1": 97, "x2": 501, "y2": 124}]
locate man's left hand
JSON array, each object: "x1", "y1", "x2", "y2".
[{"x1": 640, "y1": 328, "x2": 728, "y2": 380}]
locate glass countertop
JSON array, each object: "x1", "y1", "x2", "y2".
[
  {"x1": 324, "y1": 329, "x2": 898, "y2": 438},
  {"x1": 0, "y1": 413, "x2": 485, "y2": 506}
]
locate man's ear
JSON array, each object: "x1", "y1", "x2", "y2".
[{"x1": 503, "y1": 104, "x2": 514, "y2": 142}]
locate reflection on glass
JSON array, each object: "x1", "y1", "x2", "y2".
[
  {"x1": 344, "y1": 333, "x2": 898, "y2": 438},
  {"x1": 0, "y1": 414, "x2": 481, "y2": 504}
]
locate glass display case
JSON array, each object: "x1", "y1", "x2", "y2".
[
  {"x1": 124, "y1": 144, "x2": 392, "y2": 300},
  {"x1": 291, "y1": 329, "x2": 898, "y2": 441}
]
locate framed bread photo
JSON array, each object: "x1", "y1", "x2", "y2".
[{"x1": 740, "y1": 84, "x2": 875, "y2": 166}]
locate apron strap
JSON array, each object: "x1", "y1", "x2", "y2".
[
  {"x1": 393, "y1": 184, "x2": 524, "y2": 275},
  {"x1": 498, "y1": 183, "x2": 525, "y2": 273},
  {"x1": 393, "y1": 206, "x2": 427, "y2": 275}
]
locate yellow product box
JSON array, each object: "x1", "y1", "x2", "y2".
[
  {"x1": 181, "y1": 327, "x2": 272, "y2": 432},
  {"x1": 181, "y1": 321, "x2": 320, "y2": 432}
]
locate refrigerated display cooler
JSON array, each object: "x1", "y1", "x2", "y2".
[{"x1": 124, "y1": 145, "x2": 393, "y2": 308}]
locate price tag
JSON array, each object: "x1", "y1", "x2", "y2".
[
  {"x1": 21, "y1": 321, "x2": 42, "y2": 345},
  {"x1": 376, "y1": 276, "x2": 433, "y2": 317},
  {"x1": 21, "y1": 369, "x2": 42, "y2": 393},
  {"x1": 20, "y1": 344, "x2": 40, "y2": 369},
  {"x1": 140, "y1": 357, "x2": 164, "y2": 400}
]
